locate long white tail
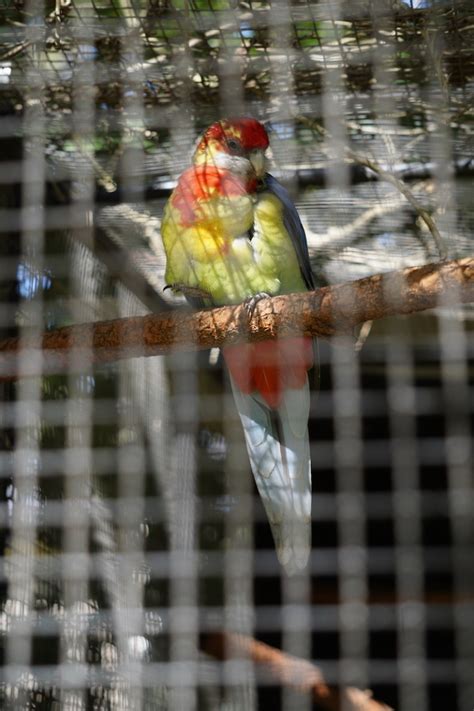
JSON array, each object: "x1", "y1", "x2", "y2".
[{"x1": 230, "y1": 377, "x2": 312, "y2": 575}]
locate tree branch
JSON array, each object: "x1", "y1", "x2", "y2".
[
  {"x1": 345, "y1": 147, "x2": 448, "y2": 260},
  {"x1": 295, "y1": 114, "x2": 448, "y2": 259},
  {"x1": 0, "y1": 257, "x2": 472, "y2": 381},
  {"x1": 202, "y1": 631, "x2": 393, "y2": 711}
]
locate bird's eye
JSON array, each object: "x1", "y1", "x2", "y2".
[{"x1": 226, "y1": 139, "x2": 241, "y2": 153}]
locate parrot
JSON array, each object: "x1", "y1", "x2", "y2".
[{"x1": 161, "y1": 118, "x2": 315, "y2": 574}]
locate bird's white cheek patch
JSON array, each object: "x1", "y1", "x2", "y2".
[{"x1": 214, "y1": 152, "x2": 251, "y2": 178}]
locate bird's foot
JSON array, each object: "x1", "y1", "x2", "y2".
[
  {"x1": 244, "y1": 292, "x2": 271, "y2": 318},
  {"x1": 164, "y1": 283, "x2": 212, "y2": 299}
]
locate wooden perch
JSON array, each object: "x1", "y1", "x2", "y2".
[
  {"x1": 0, "y1": 257, "x2": 473, "y2": 381},
  {"x1": 203, "y1": 631, "x2": 393, "y2": 711}
]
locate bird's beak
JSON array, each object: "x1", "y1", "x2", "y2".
[{"x1": 249, "y1": 149, "x2": 266, "y2": 178}]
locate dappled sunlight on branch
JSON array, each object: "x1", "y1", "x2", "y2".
[{"x1": 0, "y1": 257, "x2": 472, "y2": 381}]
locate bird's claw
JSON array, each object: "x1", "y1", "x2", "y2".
[
  {"x1": 244, "y1": 292, "x2": 271, "y2": 318},
  {"x1": 164, "y1": 283, "x2": 212, "y2": 299}
]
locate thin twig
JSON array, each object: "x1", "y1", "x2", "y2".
[
  {"x1": 0, "y1": 41, "x2": 31, "y2": 62},
  {"x1": 203, "y1": 631, "x2": 393, "y2": 711},
  {"x1": 295, "y1": 115, "x2": 448, "y2": 260},
  {"x1": 354, "y1": 320, "x2": 374, "y2": 352},
  {"x1": 346, "y1": 147, "x2": 447, "y2": 260},
  {"x1": 73, "y1": 138, "x2": 117, "y2": 193}
]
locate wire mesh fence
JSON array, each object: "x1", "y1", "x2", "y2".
[{"x1": 0, "y1": 1, "x2": 473, "y2": 710}]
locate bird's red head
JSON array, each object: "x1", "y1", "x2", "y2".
[
  {"x1": 193, "y1": 119, "x2": 270, "y2": 190},
  {"x1": 195, "y1": 118, "x2": 270, "y2": 158}
]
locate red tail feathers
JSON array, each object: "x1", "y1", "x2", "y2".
[{"x1": 223, "y1": 337, "x2": 313, "y2": 409}]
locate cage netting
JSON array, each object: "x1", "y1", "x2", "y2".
[{"x1": 0, "y1": 1, "x2": 473, "y2": 710}]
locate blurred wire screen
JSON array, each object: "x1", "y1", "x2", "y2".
[{"x1": 0, "y1": 1, "x2": 473, "y2": 710}]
